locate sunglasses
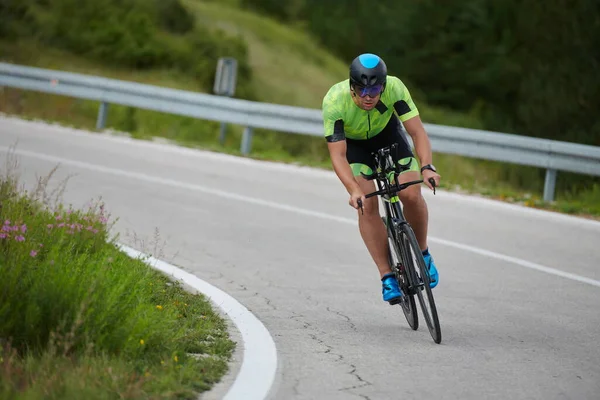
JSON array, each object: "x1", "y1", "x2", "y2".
[{"x1": 353, "y1": 84, "x2": 383, "y2": 98}]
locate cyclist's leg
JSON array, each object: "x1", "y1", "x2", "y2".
[
  {"x1": 389, "y1": 118, "x2": 439, "y2": 287},
  {"x1": 347, "y1": 135, "x2": 403, "y2": 302},
  {"x1": 396, "y1": 159, "x2": 429, "y2": 250},
  {"x1": 346, "y1": 139, "x2": 392, "y2": 279}
]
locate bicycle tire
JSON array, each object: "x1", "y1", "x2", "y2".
[
  {"x1": 400, "y1": 224, "x2": 442, "y2": 344},
  {"x1": 383, "y1": 217, "x2": 418, "y2": 330}
]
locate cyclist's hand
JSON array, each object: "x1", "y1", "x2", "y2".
[
  {"x1": 422, "y1": 169, "x2": 441, "y2": 191},
  {"x1": 349, "y1": 190, "x2": 366, "y2": 211}
]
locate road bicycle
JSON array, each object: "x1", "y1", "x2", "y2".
[{"x1": 357, "y1": 143, "x2": 442, "y2": 344}]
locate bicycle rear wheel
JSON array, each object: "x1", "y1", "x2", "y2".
[
  {"x1": 400, "y1": 224, "x2": 442, "y2": 344},
  {"x1": 384, "y1": 217, "x2": 418, "y2": 330}
]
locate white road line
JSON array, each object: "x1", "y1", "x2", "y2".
[
  {"x1": 118, "y1": 244, "x2": 278, "y2": 400},
  {"x1": 4, "y1": 115, "x2": 600, "y2": 229},
  {"x1": 5, "y1": 145, "x2": 600, "y2": 290},
  {"x1": 430, "y1": 238, "x2": 600, "y2": 288}
]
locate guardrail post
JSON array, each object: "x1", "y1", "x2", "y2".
[
  {"x1": 96, "y1": 102, "x2": 109, "y2": 130},
  {"x1": 214, "y1": 57, "x2": 238, "y2": 145},
  {"x1": 241, "y1": 126, "x2": 253, "y2": 155},
  {"x1": 543, "y1": 169, "x2": 557, "y2": 202},
  {"x1": 219, "y1": 122, "x2": 227, "y2": 144}
]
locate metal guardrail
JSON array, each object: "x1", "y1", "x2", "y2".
[{"x1": 1, "y1": 62, "x2": 599, "y2": 202}]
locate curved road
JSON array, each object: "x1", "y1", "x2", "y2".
[{"x1": 1, "y1": 116, "x2": 599, "y2": 400}]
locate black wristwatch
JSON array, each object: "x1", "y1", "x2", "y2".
[{"x1": 421, "y1": 164, "x2": 437, "y2": 173}]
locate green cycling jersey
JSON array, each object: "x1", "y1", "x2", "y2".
[{"x1": 321, "y1": 76, "x2": 419, "y2": 142}]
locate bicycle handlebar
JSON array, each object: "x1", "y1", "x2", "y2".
[
  {"x1": 354, "y1": 143, "x2": 437, "y2": 215},
  {"x1": 356, "y1": 178, "x2": 437, "y2": 215},
  {"x1": 364, "y1": 179, "x2": 425, "y2": 198}
]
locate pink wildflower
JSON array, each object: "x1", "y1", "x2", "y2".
[
  {"x1": 15, "y1": 235, "x2": 25, "y2": 242},
  {"x1": 92, "y1": 229, "x2": 99, "y2": 234},
  {"x1": 4, "y1": 220, "x2": 10, "y2": 225},
  {"x1": 47, "y1": 224, "x2": 54, "y2": 229},
  {"x1": 30, "y1": 250, "x2": 38, "y2": 257},
  {"x1": 20, "y1": 224, "x2": 27, "y2": 233},
  {"x1": 0, "y1": 233, "x2": 7, "y2": 239},
  {"x1": 57, "y1": 223, "x2": 65, "y2": 228},
  {"x1": 56, "y1": 215, "x2": 62, "y2": 221}
]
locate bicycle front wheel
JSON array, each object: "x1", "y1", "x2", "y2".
[
  {"x1": 384, "y1": 217, "x2": 418, "y2": 330},
  {"x1": 401, "y1": 224, "x2": 442, "y2": 344}
]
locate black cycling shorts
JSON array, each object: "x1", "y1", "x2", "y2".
[{"x1": 345, "y1": 114, "x2": 416, "y2": 176}]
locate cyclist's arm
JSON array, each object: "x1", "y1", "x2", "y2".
[
  {"x1": 322, "y1": 97, "x2": 361, "y2": 194},
  {"x1": 388, "y1": 76, "x2": 433, "y2": 167},
  {"x1": 327, "y1": 140, "x2": 361, "y2": 195},
  {"x1": 402, "y1": 115, "x2": 433, "y2": 167}
]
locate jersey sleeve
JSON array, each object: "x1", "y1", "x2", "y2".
[
  {"x1": 321, "y1": 89, "x2": 345, "y2": 142},
  {"x1": 387, "y1": 76, "x2": 419, "y2": 122}
]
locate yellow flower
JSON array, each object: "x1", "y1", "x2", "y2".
[
  {"x1": 140, "y1": 339, "x2": 145, "y2": 345},
  {"x1": 156, "y1": 305, "x2": 163, "y2": 310},
  {"x1": 173, "y1": 355, "x2": 178, "y2": 363}
]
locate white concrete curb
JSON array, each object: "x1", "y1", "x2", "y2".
[{"x1": 118, "y1": 244, "x2": 278, "y2": 400}]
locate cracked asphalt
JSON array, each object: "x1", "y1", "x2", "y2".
[{"x1": 1, "y1": 117, "x2": 600, "y2": 400}]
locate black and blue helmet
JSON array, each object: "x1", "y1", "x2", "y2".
[{"x1": 349, "y1": 53, "x2": 387, "y2": 89}]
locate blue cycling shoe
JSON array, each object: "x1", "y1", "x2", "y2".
[
  {"x1": 381, "y1": 273, "x2": 403, "y2": 304},
  {"x1": 422, "y1": 248, "x2": 439, "y2": 289}
]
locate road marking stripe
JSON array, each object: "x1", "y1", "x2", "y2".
[
  {"x1": 6, "y1": 146, "x2": 600, "y2": 291},
  {"x1": 4, "y1": 115, "x2": 600, "y2": 230}
]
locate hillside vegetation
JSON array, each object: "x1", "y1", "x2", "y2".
[
  {"x1": 0, "y1": 0, "x2": 598, "y2": 217},
  {"x1": 241, "y1": 0, "x2": 600, "y2": 146},
  {"x1": 0, "y1": 0, "x2": 254, "y2": 97}
]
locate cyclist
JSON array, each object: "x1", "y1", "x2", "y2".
[{"x1": 321, "y1": 53, "x2": 440, "y2": 304}]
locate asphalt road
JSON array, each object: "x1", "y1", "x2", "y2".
[{"x1": 1, "y1": 116, "x2": 599, "y2": 400}]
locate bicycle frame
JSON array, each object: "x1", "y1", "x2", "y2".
[{"x1": 358, "y1": 143, "x2": 426, "y2": 224}]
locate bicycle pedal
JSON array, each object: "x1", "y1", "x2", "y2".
[{"x1": 388, "y1": 297, "x2": 402, "y2": 305}]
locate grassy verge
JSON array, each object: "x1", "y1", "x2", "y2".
[{"x1": 0, "y1": 150, "x2": 235, "y2": 399}]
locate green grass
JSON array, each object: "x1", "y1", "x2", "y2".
[
  {"x1": 183, "y1": 0, "x2": 348, "y2": 108},
  {"x1": 0, "y1": 151, "x2": 235, "y2": 399},
  {"x1": 0, "y1": 41, "x2": 206, "y2": 93}
]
